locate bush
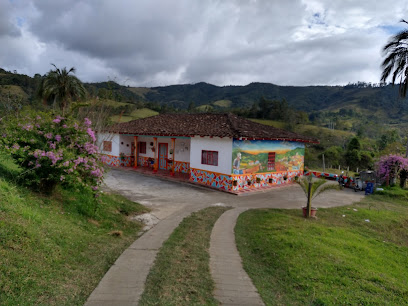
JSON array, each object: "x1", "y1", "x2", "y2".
[{"x1": 0, "y1": 111, "x2": 104, "y2": 195}]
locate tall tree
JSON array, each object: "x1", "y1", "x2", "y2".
[
  {"x1": 381, "y1": 20, "x2": 408, "y2": 96},
  {"x1": 381, "y1": 20, "x2": 408, "y2": 156},
  {"x1": 39, "y1": 64, "x2": 86, "y2": 114}
]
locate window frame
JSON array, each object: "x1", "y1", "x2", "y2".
[
  {"x1": 103, "y1": 141, "x2": 112, "y2": 152},
  {"x1": 138, "y1": 141, "x2": 147, "y2": 154},
  {"x1": 267, "y1": 152, "x2": 276, "y2": 171},
  {"x1": 201, "y1": 150, "x2": 218, "y2": 166}
]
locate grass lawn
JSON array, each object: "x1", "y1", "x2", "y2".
[
  {"x1": 130, "y1": 107, "x2": 159, "y2": 119},
  {"x1": 212, "y1": 99, "x2": 232, "y2": 107},
  {"x1": 235, "y1": 190, "x2": 408, "y2": 305},
  {"x1": 110, "y1": 108, "x2": 159, "y2": 123},
  {"x1": 0, "y1": 157, "x2": 149, "y2": 305},
  {"x1": 140, "y1": 206, "x2": 231, "y2": 306}
]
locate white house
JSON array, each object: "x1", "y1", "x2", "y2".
[{"x1": 97, "y1": 113, "x2": 318, "y2": 192}]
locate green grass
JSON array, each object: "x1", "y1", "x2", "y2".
[
  {"x1": 195, "y1": 104, "x2": 213, "y2": 111},
  {"x1": 0, "y1": 156, "x2": 149, "y2": 305},
  {"x1": 130, "y1": 108, "x2": 159, "y2": 119},
  {"x1": 110, "y1": 108, "x2": 159, "y2": 123},
  {"x1": 110, "y1": 114, "x2": 135, "y2": 123},
  {"x1": 140, "y1": 206, "x2": 231, "y2": 305},
  {"x1": 235, "y1": 192, "x2": 408, "y2": 305},
  {"x1": 212, "y1": 99, "x2": 232, "y2": 107},
  {"x1": 0, "y1": 85, "x2": 28, "y2": 99}
]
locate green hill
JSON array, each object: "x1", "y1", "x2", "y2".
[{"x1": 1, "y1": 67, "x2": 408, "y2": 128}]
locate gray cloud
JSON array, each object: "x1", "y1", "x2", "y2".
[{"x1": 1, "y1": 0, "x2": 408, "y2": 86}]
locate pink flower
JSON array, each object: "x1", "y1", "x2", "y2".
[
  {"x1": 45, "y1": 133, "x2": 53, "y2": 139},
  {"x1": 84, "y1": 118, "x2": 92, "y2": 127},
  {"x1": 62, "y1": 124, "x2": 68, "y2": 128},
  {"x1": 55, "y1": 135, "x2": 62, "y2": 142},
  {"x1": 87, "y1": 128, "x2": 96, "y2": 142},
  {"x1": 53, "y1": 118, "x2": 61, "y2": 123}
]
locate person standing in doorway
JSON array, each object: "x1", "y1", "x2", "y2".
[{"x1": 233, "y1": 152, "x2": 241, "y2": 174}]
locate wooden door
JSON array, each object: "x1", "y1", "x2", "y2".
[{"x1": 158, "y1": 143, "x2": 168, "y2": 170}]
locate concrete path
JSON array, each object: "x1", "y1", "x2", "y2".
[
  {"x1": 86, "y1": 202, "x2": 209, "y2": 305},
  {"x1": 86, "y1": 168, "x2": 365, "y2": 305},
  {"x1": 210, "y1": 208, "x2": 264, "y2": 305}
]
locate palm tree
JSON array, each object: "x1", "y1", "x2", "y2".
[
  {"x1": 381, "y1": 20, "x2": 408, "y2": 97},
  {"x1": 381, "y1": 20, "x2": 408, "y2": 157},
  {"x1": 40, "y1": 64, "x2": 86, "y2": 114},
  {"x1": 296, "y1": 176, "x2": 340, "y2": 217}
]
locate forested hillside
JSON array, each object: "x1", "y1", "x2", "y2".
[{"x1": 2, "y1": 68, "x2": 407, "y2": 124}]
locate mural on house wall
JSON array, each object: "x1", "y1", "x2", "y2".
[{"x1": 232, "y1": 140, "x2": 304, "y2": 174}]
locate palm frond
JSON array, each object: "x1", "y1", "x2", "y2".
[{"x1": 312, "y1": 182, "x2": 340, "y2": 199}]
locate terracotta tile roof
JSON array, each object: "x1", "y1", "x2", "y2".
[{"x1": 107, "y1": 113, "x2": 319, "y2": 143}]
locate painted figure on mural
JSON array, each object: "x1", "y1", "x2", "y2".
[{"x1": 232, "y1": 152, "x2": 242, "y2": 174}]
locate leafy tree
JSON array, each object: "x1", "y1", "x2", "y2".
[
  {"x1": 381, "y1": 19, "x2": 408, "y2": 97},
  {"x1": 345, "y1": 137, "x2": 362, "y2": 170},
  {"x1": 347, "y1": 137, "x2": 361, "y2": 151},
  {"x1": 321, "y1": 146, "x2": 343, "y2": 167},
  {"x1": 38, "y1": 64, "x2": 86, "y2": 115},
  {"x1": 258, "y1": 96, "x2": 270, "y2": 119},
  {"x1": 187, "y1": 101, "x2": 196, "y2": 112}
]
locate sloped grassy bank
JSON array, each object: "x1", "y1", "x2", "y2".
[
  {"x1": 0, "y1": 157, "x2": 148, "y2": 305},
  {"x1": 235, "y1": 190, "x2": 408, "y2": 305}
]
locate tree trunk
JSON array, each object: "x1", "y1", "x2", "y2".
[{"x1": 306, "y1": 182, "x2": 312, "y2": 218}]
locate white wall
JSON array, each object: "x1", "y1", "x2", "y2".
[
  {"x1": 174, "y1": 138, "x2": 190, "y2": 162},
  {"x1": 190, "y1": 137, "x2": 232, "y2": 174},
  {"x1": 97, "y1": 132, "x2": 120, "y2": 156},
  {"x1": 119, "y1": 135, "x2": 135, "y2": 155}
]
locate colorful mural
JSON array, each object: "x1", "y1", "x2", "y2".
[
  {"x1": 231, "y1": 171, "x2": 302, "y2": 191},
  {"x1": 232, "y1": 140, "x2": 305, "y2": 174},
  {"x1": 190, "y1": 168, "x2": 231, "y2": 191},
  {"x1": 174, "y1": 161, "x2": 190, "y2": 173}
]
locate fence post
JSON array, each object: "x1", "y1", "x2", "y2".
[{"x1": 322, "y1": 154, "x2": 325, "y2": 172}]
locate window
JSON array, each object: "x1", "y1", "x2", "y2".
[
  {"x1": 267, "y1": 152, "x2": 276, "y2": 171},
  {"x1": 202, "y1": 150, "x2": 218, "y2": 166},
  {"x1": 139, "y1": 142, "x2": 146, "y2": 154},
  {"x1": 103, "y1": 141, "x2": 112, "y2": 152}
]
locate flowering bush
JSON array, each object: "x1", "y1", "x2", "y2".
[
  {"x1": 376, "y1": 154, "x2": 408, "y2": 187},
  {"x1": 0, "y1": 111, "x2": 105, "y2": 195}
]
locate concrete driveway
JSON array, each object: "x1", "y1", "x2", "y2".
[
  {"x1": 104, "y1": 167, "x2": 365, "y2": 218},
  {"x1": 86, "y1": 168, "x2": 366, "y2": 305}
]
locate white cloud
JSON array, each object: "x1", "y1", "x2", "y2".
[{"x1": 1, "y1": 0, "x2": 408, "y2": 86}]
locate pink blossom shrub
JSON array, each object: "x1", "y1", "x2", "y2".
[
  {"x1": 376, "y1": 154, "x2": 408, "y2": 187},
  {"x1": 0, "y1": 112, "x2": 104, "y2": 195}
]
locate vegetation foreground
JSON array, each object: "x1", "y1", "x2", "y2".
[
  {"x1": 235, "y1": 189, "x2": 408, "y2": 305},
  {"x1": 0, "y1": 158, "x2": 148, "y2": 305}
]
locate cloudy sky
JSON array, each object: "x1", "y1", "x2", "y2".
[{"x1": 1, "y1": 0, "x2": 407, "y2": 87}]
